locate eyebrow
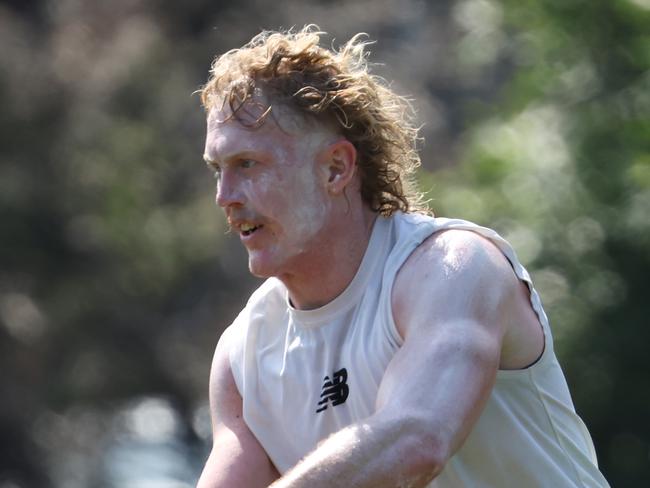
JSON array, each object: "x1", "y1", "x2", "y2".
[
  {"x1": 205, "y1": 150, "x2": 266, "y2": 167},
  {"x1": 203, "y1": 154, "x2": 218, "y2": 165}
]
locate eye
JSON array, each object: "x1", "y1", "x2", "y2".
[{"x1": 240, "y1": 159, "x2": 256, "y2": 169}]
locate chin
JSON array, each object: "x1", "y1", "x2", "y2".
[
  {"x1": 247, "y1": 254, "x2": 281, "y2": 279},
  {"x1": 246, "y1": 246, "x2": 305, "y2": 279},
  {"x1": 248, "y1": 264, "x2": 273, "y2": 278}
]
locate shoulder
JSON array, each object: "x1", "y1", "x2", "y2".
[
  {"x1": 246, "y1": 277, "x2": 285, "y2": 309},
  {"x1": 210, "y1": 280, "x2": 280, "y2": 393},
  {"x1": 395, "y1": 228, "x2": 518, "y2": 295},
  {"x1": 226, "y1": 277, "x2": 288, "y2": 385},
  {"x1": 392, "y1": 228, "x2": 521, "y2": 338},
  {"x1": 232, "y1": 278, "x2": 286, "y2": 328}
]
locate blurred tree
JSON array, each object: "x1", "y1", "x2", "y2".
[
  {"x1": 427, "y1": 0, "x2": 650, "y2": 485},
  {"x1": 0, "y1": 1, "x2": 254, "y2": 485},
  {"x1": 0, "y1": 0, "x2": 647, "y2": 486}
]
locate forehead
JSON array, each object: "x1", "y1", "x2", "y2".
[
  {"x1": 204, "y1": 109, "x2": 293, "y2": 159},
  {"x1": 204, "y1": 105, "x2": 335, "y2": 163}
]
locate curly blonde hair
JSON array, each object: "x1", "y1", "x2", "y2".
[{"x1": 200, "y1": 26, "x2": 426, "y2": 216}]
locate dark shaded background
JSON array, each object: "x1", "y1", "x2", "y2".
[{"x1": 1, "y1": 0, "x2": 648, "y2": 486}]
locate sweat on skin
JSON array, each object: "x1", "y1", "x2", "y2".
[
  {"x1": 204, "y1": 110, "x2": 330, "y2": 260},
  {"x1": 203, "y1": 105, "x2": 374, "y2": 310}
]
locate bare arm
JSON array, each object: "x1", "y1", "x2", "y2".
[
  {"x1": 270, "y1": 230, "x2": 528, "y2": 488},
  {"x1": 197, "y1": 327, "x2": 280, "y2": 488}
]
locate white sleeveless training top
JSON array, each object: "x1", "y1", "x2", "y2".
[{"x1": 228, "y1": 212, "x2": 609, "y2": 487}]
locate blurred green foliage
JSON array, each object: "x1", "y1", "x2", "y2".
[
  {"x1": 0, "y1": 0, "x2": 647, "y2": 486},
  {"x1": 428, "y1": 1, "x2": 650, "y2": 485}
]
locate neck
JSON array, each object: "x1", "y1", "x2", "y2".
[{"x1": 280, "y1": 205, "x2": 378, "y2": 310}]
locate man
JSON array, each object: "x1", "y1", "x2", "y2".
[{"x1": 196, "y1": 26, "x2": 609, "y2": 487}]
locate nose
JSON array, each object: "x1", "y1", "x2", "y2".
[{"x1": 215, "y1": 169, "x2": 245, "y2": 208}]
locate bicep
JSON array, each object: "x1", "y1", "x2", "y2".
[
  {"x1": 197, "y1": 327, "x2": 279, "y2": 488},
  {"x1": 376, "y1": 317, "x2": 501, "y2": 457},
  {"x1": 376, "y1": 231, "x2": 512, "y2": 459}
]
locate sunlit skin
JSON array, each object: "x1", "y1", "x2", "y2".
[
  {"x1": 198, "y1": 224, "x2": 546, "y2": 488},
  {"x1": 203, "y1": 105, "x2": 377, "y2": 310},
  {"x1": 199, "y1": 102, "x2": 545, "y2": 488}
]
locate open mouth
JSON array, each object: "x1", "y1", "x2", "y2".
[{"x1": 241, "y1": 224, "x2": 263, "y2": 236}]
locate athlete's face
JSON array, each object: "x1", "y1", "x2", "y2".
[{"x1": 203, "y1": 108, "x2": 335, "y2": 278}]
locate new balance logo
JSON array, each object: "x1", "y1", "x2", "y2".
[{"x1": 316, "y1": 368, "x2": 349, "y2": 413}]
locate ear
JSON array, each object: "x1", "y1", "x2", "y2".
[{"x1": 323, "y1": 139, "x2": 357, "y2": 195}]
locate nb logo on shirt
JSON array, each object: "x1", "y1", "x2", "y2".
[{"x1": 316, "y1": 368, "x2": 349, "y2": 413}]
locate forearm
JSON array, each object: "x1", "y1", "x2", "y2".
[
  {"x1": 270, "y1": 414, "x2": 443, "y2": 488},
  {"x1": 197, "y1": 440, "x2": 280, "y2": 488}
]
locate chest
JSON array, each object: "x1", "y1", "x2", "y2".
[{"x1": 241, "y1": 304, "x2": 401, "y2": 471}]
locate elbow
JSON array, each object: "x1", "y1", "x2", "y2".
[
  {"x1": 406, "y1": 439, "x2": 447, "y2": 483},
  {"x1": 392, "y1": 417, "x2": 450, "y2": 484}
]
